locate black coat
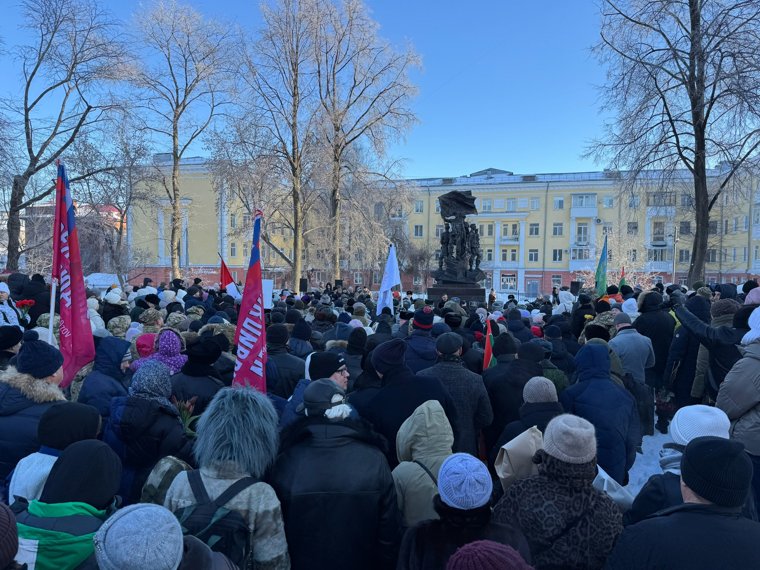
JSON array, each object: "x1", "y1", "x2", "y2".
[
  {"x1": 547, "y1": 338, "x2": 576, "y2": 376},
  {"x1": 397, "y1": 497, "x2": 530, "y2": 570},
  {"x1": 101, "y1": 302, "x2": 129, "y2": 326},
  {"x1": 506, "y1": 319, "x2": 533, "y2": 344},
  {"x1": 606, "y1": 504, "x2": 760, "y2": 569},
  {"x1": 19, "y1": 279, "x2": 51, "y2": 327},
  {"x1": 267, "y1": 344, "x2": 305, "y2": 398},
  {"x1": 271, "y1": 417, "x2": 400, "y2": 570},
  {"x1": 663, "y1": 298, "x2": 706, "y2": 408},
  {"x1": 571, "y1": 303, "x2": 596, "y2": 339},
  {"x1": 492, "y1": 401, "x2": 564, "y2": 464},
  {"x1": 633, "y1": 301, "x2": 676, "y2": 390},
  {"x1": 171, "y1": 362, "x2": 225, "y2": 417}
]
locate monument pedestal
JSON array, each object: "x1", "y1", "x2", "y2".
[{"x1": 428, "y1": 285, "x2": 485, "y2": 308}]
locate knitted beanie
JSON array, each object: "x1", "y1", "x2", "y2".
[
  {"x1": 267, "y1": 323, "x2": 289, "y2": 345},
  {"x1": 436, "y1": 332, "x2": 463, "y2": 355},
  {"x1": 669, "y1": 405, "x2": 730, "y2": 446},
  {"x1": 523, "y1": 376, "x2": 558, "y2": 404},
  {"x1": 437, "y1": 453, "x2": 492, "y2": 510},
  {"x1": 94, "y1": 504, "x2": 184, "y2": 570},
  {"x1": 291, "y1": 318, "x2": 312, "y2": 341},
  {"x1": 16, "y1": 330, "x2": 64, "y2": 379},
  {"x1": 711, "y1": 298, "x2": 741, "y2": 318},
  {"x1": 681, "y1": 436, "x2": 752, "y2": 507},
  {"x1": 543, "y1": 414, "x2": 596, "y2": 464},
  {"x1": 371, "y1": 339, "x2": 407, "y2": 374},
  {"x1": 0, "y1": 502, "x2": 18, "y2": 569},
  {"x1": 492, "y1": 332, "x2": 517, "y2": 356},
  {"x1": 446, "y1": 540, "x2": 533, "y2": 570},
  {"x1": 413, "y1": 306, "x2": 434, "y2": 330},
  {"x1": 0, "y1": 325, "x2": 22, "y2": 351}
]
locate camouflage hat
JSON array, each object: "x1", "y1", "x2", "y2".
[
  {"x1": 138, "y1": 308, "x2": 162, "y2": 326},
  {"x1": 36, "y1": 312, "x2": 60, "y2": 332},
  {"x1": 186, "y1": 306, "x2": 205, "y2": 320},
  {"x1": 165, "y1": 311, "x2": 187, "y2": 330},
  {"x1": 199, "y1": 322, "x2": 236, "y2": 348},
  {"x1": 107, "y1": 315, "x2": 132, "y2": 338}
]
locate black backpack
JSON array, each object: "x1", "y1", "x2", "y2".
[{"x1": 173, "y1": 470, "x2": 257, "y2": 568}]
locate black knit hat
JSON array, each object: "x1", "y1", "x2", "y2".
[
  {"x1": 517, "y1": 342, "x2": 545, "y2": 363},
  {"x1": 291, "y1": 318, "x2": 312, "y2": 341},
  {"x1": 16, "y1": 330, "x2": 64, "y2": 379},
  {"x1": 681, "y1": 436, "x2": 753, "y2": 507},
  {"x1": 413, "y1": 306, "x2": 434, "y2": 330},
  {"x1": 371, "y1": 338, "x2": 407, "y2": 374},
  {"x1": 37, "y1": 402, "x2": 101, "y2": 450},
  {"x1": 308, "y1": 352, "x2": 345, "y2": 380},
  {"x1": 285, "y1": 309, "x2": 302, "y2": 324},
  {"x1": 0, "y1": 502, "x2": 18, "y2": 569},
  {"x1": 492, "y1": 332, "x2": 517, "y2": 356},
  {"x1": 185, "y1": 339, "x2": 222, "y2": 365},
  {"x1": 0, "y1": 325, "x2": 22, "y2": 351},
  {"x1": 267, "y1": 323, "x2": 289, "y2": 345},
  {"x1": 347, "y1": 327, "x2": 367, "y2": 354},
  {"x1": 543, "y1": 325, "x2": 561, "y2": 339}
]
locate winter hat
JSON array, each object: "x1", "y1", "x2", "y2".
[
  {"x1": 347, "y1": 327, "x2": 367, "y2": 353},
  {"x1": 493, "y1": 332, "x2": 517, "y2": 356},
  {"x1": 743, "y1": 279, "x2": 759, "y2": 295},
  {"x1": 353, "y1": 302, "x2": 367, "y2": 317},
  {"x1": 308, "y1": 352, "x2": 346, "y2": 380},
  {"x1": 16, "y1": 330, "x2": 64, "y2": 379},
  {"x1": 291, "y1": 318, "x2": 312, "y2": 341},
  {"x1": 622, "y1": 298, "x2": 638, "y2": 316},
  {"x1": 285, "y1": 309, "x2": 302, "y2": 324},
  {"x1": 270, "y1": 311, "x2": 286, "y2": 324},
  {"x1": 188, "y1": 320, "x2": 203, "y2": 333},
  {"x1": 436, "y1": 332, "x2": 463, "y2": 355},
  {"x1": 437, "y1": 453, "x2": 492, "y2": 510},
  {"x1": 38, "y1": 402, "x2": 101, "y2": 450},
  {"x1": 507, "y1": 308, "x2": 522, "y2": 321},
  {"x1": 696, "y1": 286, "x2": 714, "y2": 300},
  {"x1": 578, "y1": 293, "x2": 592, "y2": 305},
  {"x1": 523, "y1": 376, "x2": 558, "y2": 404},
  {"x1": 595, "y1": 300, "x2": 611, "y2": 313},
  {"x1": 681, "y1": 436, "x2": 752, "y2": 507},
  {"x1": 372, "y1": 338, "x2": 407, "y2": 374},
  {"x1": 432, "y1": 322, "x2": 452, "y2": 338},
  {"x1": 185, "y1": 339, "x2": 222, "y2": 365},
  {"x1": 517, "y1": 341, "x2": 545, "y2": 363},
  {"x1": 165, "y1": 312, "x2": 187, "y2": 331},
  {"x1": 444, "y1": 313, "x2": 463, "y2": 329},
  {"x1": 446, "y1": 541, "x2": 533, "y2": 570},
  {"x1": 104, "y1": 289, "x2": 123, "y2": 305},
  {"x1": 93, "y1": 504, "x2": 185, "y2": 570},
  {"x1": 0, "y1": 502, "x2": 18, "y2": 569},
  {"x1": 543, "y1": 414, "x2": 597, "y2": 464},
  {"x1": 297, "y1": 379, "x2": 347, "y2": 417},
  {"x1": 745, "y1": 287, "x2": 760, "y2": 306},
  {"x1": 138, "y1": 308, "x2": 162, "y2": 326},
  {"x1": 710, "y1": 298, "x2": 740, "y2": 318},
  {"x1": 144, "y1": 293, "x2": 160, "y2": 307},
  {"x1": 0, "y1": 325, "x2": 22, "y2": 351},
  {"x1": 413, "y1": 306, "x2": 434, "y2": 330},
  {"x1": 87, "y1": 297, "x2": 99, "y2": 311},
  {"x1": 669, "y1": 405, "x2": 730, "y2": 446},
  {"x1": 741, "y1": 306, "x2": 760, "y2": 345},
  {"x1": 613, "y1": 312, "x2": 631, "y2": 326},
  {"x1": 107, "y1": 315, "x2": 132, "y2": 338},
  {"x1": 543, "y1": 325, "x2": 561, "y2": 340},
  {"x1": 267, "y1": 323, "x2": 289, "y2": 345}
]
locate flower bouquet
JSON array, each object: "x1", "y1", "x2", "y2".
[{"x1": 16, "y1": 299, "x2": 35, "y2": 318}]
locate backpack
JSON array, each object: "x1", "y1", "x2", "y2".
[{"x1": 172, "y1": 470, "x2": 257, "y2": 568}]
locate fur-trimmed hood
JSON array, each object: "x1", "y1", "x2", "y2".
[
  {"x1": 325, "y1": 339, "x2": 348, "y2": 352},
  {"x1": 0, "y1": 366, "x2": 66, "y2": 414}
]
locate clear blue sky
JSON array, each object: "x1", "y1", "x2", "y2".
[{"x1": 0, "y1": 0, "x2": 609, "y2": 178}]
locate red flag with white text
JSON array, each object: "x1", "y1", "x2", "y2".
[
  {"x1": 232, "y1": 210, "x2": 267, "y2": 391},
  {"x1": 52, "y1": 162, "x2": 95, "y2": 388}
]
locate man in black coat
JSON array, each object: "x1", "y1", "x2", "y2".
[
  {"x1": 570, "y1": 293, "x2": 595, "y2": 339},
  {"x1": 632, "y1": 291, "x2": 675, "y2": 390},
  {"x1": 606, "y1": 437, "x2": 760, "y2": 569},
  {"x1": 266, "y1": 323, "x2": 306, "y2": 399},
  {"x1": 170, "y1": 339, "x2": 224, "y2": 417},
  {"x1": 505, "y1": 309, "x2": 533, "y2": 343}
]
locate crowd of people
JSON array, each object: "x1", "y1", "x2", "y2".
[{"x1": 0, "y1": 271, "x2": 759, "y2": 568}]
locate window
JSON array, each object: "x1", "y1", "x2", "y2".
[
  {"x1": 414, "y1": 200, "x2": 424, "y2": 213},
  {"x1": 744, "y1": 247, "x2": 749, "y2": 262},
  {"x1": 571, "y1": 248, "x2": 591, "y2": 260},
  {"x1": 602, "y1": 224, "x2": 614, "y2": 236},
  {"x1": 745, "y1": 216, "x2": 750, "y2": 230},
  {"x1": 679, "y1": 221, "x2": 691, "y2": 235},
  {"x1": 724, "y1": 220, "x2": 729, "y2": 235},
  {"x1": 681, "y1": 194, "x2": 694, "y2": 207},
  {"x1": 627, "y1": 222, "x2": 639, "y2": 235},
  {"x1": 603, "y1": 196, "x2": 614, "y2": 208},
  {"x1": 529, "y1": 223, "x2": 539, "y2": 236},
  {"x1": 353, "y1": 272, "x2": 363, "y2": 285},
  {"x1": 510, "y1": 248, "x2": 517, "y2": 261},
  {"x1": 243, "y1": 242, "x2": 249, "y2": 259},
  {"x1": 506, "y1": 199, "x2": 517, "y2": 212},
  {"x1": 576, "y1": 222, "x2": 589, "y2": 244},
  {"x1": 722, "y1": 248, "x2": 729, "y2": 262},
  {"x1": 435, "y1": 225, "x2": 444, "y2": 238},
  {"x1": 501, "y1": 273, "x2": 516, "y2": 290},
  {"x1": 552, "y1": 222, "x2": 563, "y2": 236},
  {"x1": 373, "y1": 271, "x2": 381, "y2": 284},
  {"x1": 572, "y1": 194, "x2": 595, "y2": 208},
  {"x1": 553, "y1": 196, "x2": 564, "y2": 210},
  {"x1": 733, "y1": 247, "x2": 737, "y2": 262},
  {"x1": 487, "y1": 224, "x2": 494, "y2": 237},
  {"x1": 413, "y1": 225, "x2": 423, "y2": 238},
  {"x1": 629, "y1": 249, "x2": 637, "y2": 262},
  {"x1": 648, "y1": 249, "x2": 666, "y2": 262},
  {"x1": 230, "y1": 213, "x2": 237, "y2": 229},
  {"x1": 678, "y1": 249, "x2": 690, "y2": 263},
  {"x1": 653, "y1": 221, "x2": 665, "y2": 241},
  {"x1": 628, "y1": 195, "x2": 641, "y2": 208},
  {"x1": 707, "y1": 249, "x2": 717, "y2": 263},
  {"x1": 501, "y1": 249, "x2": 508, "y2": 262},
  {"x1": 413, "y1": 275, "x2": 422, "y2": 286},
  {"x1": 230, "y1": 242, "x2": 237, "y2": 257},
  {"x1": 530, "y1": 197, "x2": 540, "y2": 210},
  {"x1": 528, "y1": 249, "x2": 539, "y2": 262},
  {"x1": 511, "y1": 223, "x2": 519, "y2": 236},
  {"x1": 435, "y1": 201, "x2": 441, "y2": 213},
  {"x1": 647, "y1": 192, "x2": 675, "y2": 206},
  {"x1": 486, "y1": 249, "x2": 493, "y2": 261},
  {"x1": 242, "y1": 213, "x2": 251, "y2": 226},
  {"x1": 552, "y1": 275, "x2": 562, "y2": 287},
  {"x1": 756, "y1": 245, "x2": 760, "y2": 261},
  {"x1": 734, "y1": 217, "x2": 739, "y2": 233},
  {"x1": 552, "y1": 249, "x2": 563, "y2": 262},
  {"x1": 482, "y1": 199, "x2": 492, "y2": 212},
  {"x1": 479, "y1": 224, "x2": 484, "y2": 236},
  {"x1": 708, "y1": 220, "x2": 719, "y2": 235}
]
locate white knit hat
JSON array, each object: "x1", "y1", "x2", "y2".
[
  {"x1": 437, "y1": 453, "x2": 492, "y2": 510},
  {"x1": 523, "y1": 376, "x2": 558, "y2": 403},
  {"x1": 669, "y1": 405, "x2": 730, "y2": 446},
  {"x1": 543, "y1": 414, "x2": 596, "y2": 464}
]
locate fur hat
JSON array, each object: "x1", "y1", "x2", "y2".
[
  {"x1": 543, "y1": 414, "x2": 596, "y2": 464},
  {"x1": 681, "y1": 437, "x2": 752, "y2": 507},
  {"x1": 669, "y1": 405, "x2": 730, "y2": 446},
  {"x1": 437, "y1": 453, "x2": 492, "y2": 510},
  {"x1": 523, "y1": 376, "x2": 558, "y2": 403}
]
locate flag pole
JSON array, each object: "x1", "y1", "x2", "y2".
[
  {"x1": 47, "y1": 278, "x2": 56, "y2": 344},
  {"x1": 218, "y1": 251, "x2": 241, "y2": 294}
]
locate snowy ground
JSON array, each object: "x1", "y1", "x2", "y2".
[{"x1": 624, "y1": 430, "x2": 672, "y2": 497}]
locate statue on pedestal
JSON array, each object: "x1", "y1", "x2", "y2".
[{"x1": 433, "y1": 190, "x2": 485, "y2": 285}]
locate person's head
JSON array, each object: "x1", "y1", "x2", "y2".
[
  {"x1": 594, "y1": 299, "x2": 611, "y2": 314},
  {"x1": 195, "y1": 387, "x2": 278, "y2": 478},
  {"x1": 680, "y1": 436, "x2": 753, "y2": 508},
  {"x1": 543, "y1": 325, "x2": 561, "y2": 340},
  {"x1": 669, "y1": 405, "x2": 730, "y2": 446},
  {"x1": 107, "y1": 315, "x2": 132, "y2": 339},
  {"x1": 523, "y1": 376, "x2": 558, "y2": 404},
  {"x1": 436, "y1": 332, "x2": 463, "y2": 358},
  {"x1": 308, "y1": 352, "x2": 349, "y2": 389},
  {"x1": 38, "y1": 402, "x2": 101, "y2": 451},
  {"x1": 371, "y1": 339, "x2": 407, "y2": 377},
  {"x1": 583, "y1": 323, "x2": 610, "y2": 342},
  {"x1": 40, "y1": 440, "x2": 122, "y2": 510},
  {"x1": 0, "y1": 282, "x2": 9, "y2": 302},
  {"x1": 516, "y1": 342, "x2": 544, "y2": 363},
  {"x1": 267, "y1": 323, "x2": 289, "y2": 347},
  {"x1": 93, "y1": 504, "x2": 184, "y2": 570},
  {"x1": 186, "y1": 285, "x2": 201, "y2": 299},
  {"x1": 492, "y1": 332, "x2": 517, "y2": 357},
  {"x1": 0, "y1": 502, "x2": 20, "y2": 570},
  {"x1": 15, "y1": 330, "x2": 64, "y2": 384},
  {"x1": 606, "y1": 285, "x2": 619, "y2": 296},
  {"x1": 412, "y1": 306, "x2": 434, "y2": 331},
  {"x1": 613, "y1": 311, "x2": 632, "y2": 330},
  {"x1": 129, "y1": 360, "x2": 172, "y2": 401},
  {"x1": 437, "y1": 453, "x2": 492, "y2": 511},
  {"x1": 184, "y1": 338, "x2": 222, "y2": 367},
  {"x1": 0, "y1": 326, "x2": 22, "y2": 354},
  {"x1": 446, "y1": 540, "x2": 533, "y2": 570},
  {"x1": 543, "y1": 414, "x2": 597, "y2": 465},
  {"x1": 139, "y1": 308, "x2": 163, "y2": 328},
  {"x1": 297, "y1": 379, "x2": 351, "y2": 420}
]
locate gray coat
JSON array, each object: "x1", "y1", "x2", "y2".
[
  {"x1": 416, "y1": 358, "x2": 493, "y2": 455},
  {"x1": 608, "y1": 327, "x2": 655, "y2": 384},
  {"x1": 716, "y1": 343, "x2": 760, "y2": 456}
]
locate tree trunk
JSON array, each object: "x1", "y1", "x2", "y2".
[
  {"x1": 689, "y1": 168, "x2": 709, "y2": 284},
  {"x1": 170, "y1": 122, "x2": 182, "y2": 279},
  {"x1": 330, "y1": 149, "x2": 341, "y2": 282},
  {"x1": 292, "y1": 179, "x2": 303, "y2": 290},
  {"x1": 6, "y1": 174, "x2": 31, "y2": 271}
]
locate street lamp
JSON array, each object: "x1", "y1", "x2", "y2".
[{"x1": 670, "y1": 226, "x2": 679, "y2": 284}]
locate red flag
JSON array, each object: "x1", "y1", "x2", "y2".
[
  {"x1": 52, "y1": 162, "x2": 95, "y2": 388},
  {"x1": 220, "y1": 256, "x2": 234, "y2": 289},
  {"x1": 483, "y1": 319, "x2": 496, "y2": 369},
  {"x1": 232, "y1": 210, "x2": 267, "y2": 391}
]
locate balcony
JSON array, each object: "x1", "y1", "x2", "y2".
[
  {"x1": 570, "y1": 206, "x2": 598, "y2": 219},
  {"x1": 500, "y1": 235, "x2": 520, "y2": 244}
]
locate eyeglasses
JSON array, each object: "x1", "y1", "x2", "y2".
[{"x1": 337, "y1": 367, "x2": 349, "y2": 375}]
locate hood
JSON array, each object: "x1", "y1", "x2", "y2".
[
  {"x1": 0, "y1": 367, "x2": 66, "y2": 415},
  {"x1": 396, "y1": 400, "x2": 454, "y2": 462},
  {"x1": 93, "y1": 337, "x2": 131, "y2": 378},
  {"x1": 558, "y1": 290, "x2": 574, "y2": 305},
  {"x1": 716, "y1": 283, "x2": 738, "y2": 300},
  {"x1": 157, "y1": 329, "x2": 183, "y2": 357},
  {"x1": 686, "y1": 295, "x2": 711, "y2": 324},
  {"x1": 638, "y1": 290, "x2": 664, "y2": 312},
  {"x1": 574, "y1": 343, "x2": 611, "y2": 381}
]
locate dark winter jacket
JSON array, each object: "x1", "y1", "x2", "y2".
[
  {"x1": 170, "y1": 363, "x2": 225, "y2": 418},
  {"x1": 0, "y1": 367, "x2": 66, "y2": 480},
  {"x1": 19, "y1": 279, "x2": 50, "y2": 327},
  {"x1": 0, "y1": 350, "x2": 16, "y2": 371},
  {"x1": 102, "y1": 396, "x2": 194, "y2": 503},
  {"x1": 101, "y1": 302, "x2": 129, "y2": 326},
  {"x1": 271, "y1": 416, "x2": 400, "y2": 570},
  {"x1": 212, "y1": 353, "x2": 235, "y2": 386},
  {"x1": 560, "y1": 344, "x2": 640, "y2": 484},
  {"x1": 606, "y1": 503, "x2": 760, "y2": 569},
  {"x1": 267, "y1": 344, "x2": 305, "y2": 399},
  {"x1": 404, "y1": 330, "x2": 437, "y2": 373},
  {"x1": 633, "y1": 292, "x2": 676, "y2": 389},
  {"x1": 494, "y1": 450, "x2": 623, "y2": 570},
  {"x1": 571, "y1": 303, "x2": 596, "y2": 339},
  {"x1": 547, "y1": 338, "x2": 575, "y2": 376},
  {"x1": 493, "y1": 401, "x2": 564, "y2": 462},
  {"x1": 78, "y1": 337, "x2": 132, "y2": 418},
  {"x1": 506, "y1": 318, "x2": 533, "y2": 344},
  {"x1": 663, "y1": 296, "x2": 710, "y2": 407},
  {"x1": 398, "y1": 496, "x2": 531, "y2": 570},
  {"x1": 362, "y1": 365, "x2": 457, "y2": 467},
  {"x1": 416, "y1": 359, "x2": 493, "y2": 456},
  {"x1": 483, "y1": 358, "x2": 543, "y2": 452},
  {"x1": 480, "y1": 353, "x2": 516, "y2": 387},
  {"x1": 183, "y1": 294, "x2": 213, "y2": 312}
]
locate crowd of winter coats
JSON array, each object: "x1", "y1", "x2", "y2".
[{"x1": 1, "y1": 274, "x2": 760, "y2": 569}]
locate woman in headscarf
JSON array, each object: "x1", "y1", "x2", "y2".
[
  {"x1": 103, "y1": 361, "x2": 194, "y2": 504},
  {"x1": 14, "y1": 440, "x2": 122, "y2": 570}
]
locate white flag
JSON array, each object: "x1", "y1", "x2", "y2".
[{"x1": 376, "y1": 244, "x2": 401, "y2": 316}]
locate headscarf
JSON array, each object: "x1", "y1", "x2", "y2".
[
  {"x1": 745, "y1": 287, "x2": 760, "y2": 306},
  {"x1": 128, "y1": 360, "x2": 176, "y2": 413},
  {"x1": 132, "y1": 329, "x2": 187, "y2": 374},
  {"x1": 741, "y1": 306, "x2": 760, "y2": 346}
]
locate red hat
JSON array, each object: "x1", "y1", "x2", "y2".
[{"x1": 413, "y1": 306, "x2": 434, "y2": 330}]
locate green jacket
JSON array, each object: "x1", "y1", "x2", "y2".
[{"x1": 15, "y1": 500, "x2": 106, "y2": 570}]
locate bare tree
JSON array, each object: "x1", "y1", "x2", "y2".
[
  {"x1": 590, "y1": 0, "x2": 760, "y2": 284},
  {"x1": 133, "y1": 0, "x2": 236, "y2": 279},
  {"x1": 313, "y1": 0, "x2": 418, "y2": 281},
  {"x1": 1, "y1": 0, "x2": 124, "y2": 270}
]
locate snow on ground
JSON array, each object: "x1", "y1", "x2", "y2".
[{"x1": 624, "y1": 430, "x2": 672, "y2": 497}]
